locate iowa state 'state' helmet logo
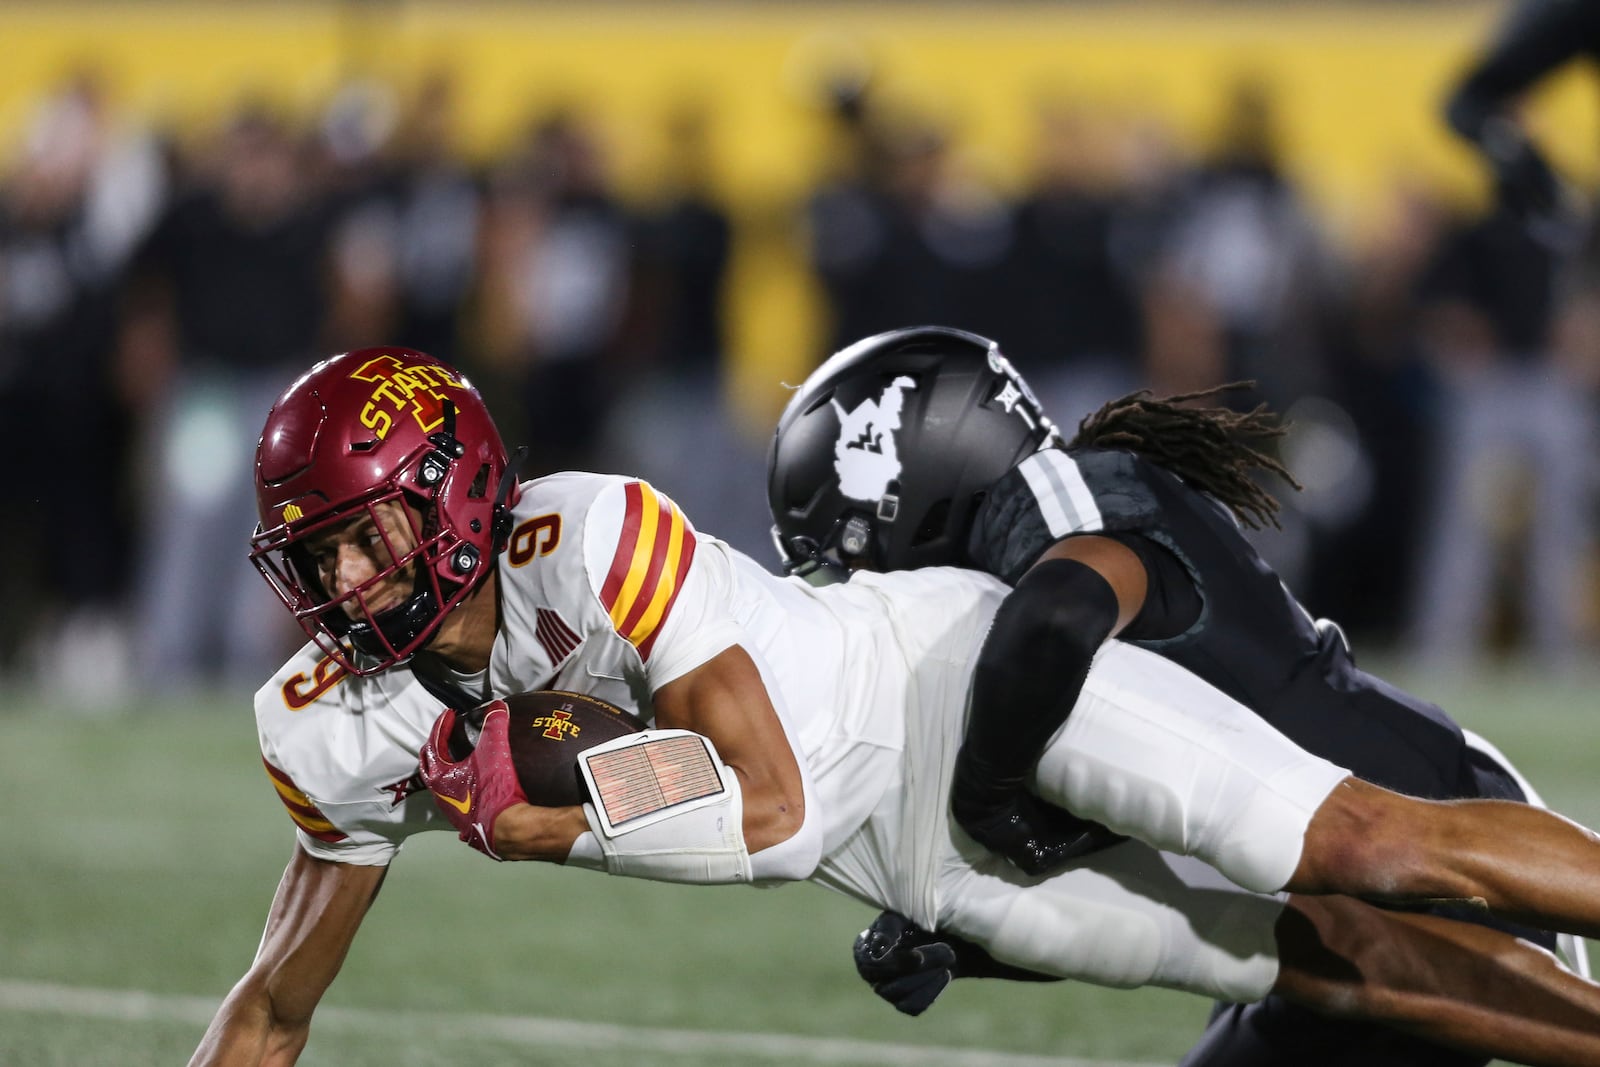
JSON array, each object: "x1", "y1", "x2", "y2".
[{"x1": 348, "y1": 353, "x2": 467, "y2": 440}]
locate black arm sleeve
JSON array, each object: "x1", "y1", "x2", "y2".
[
  {"x1": 1446, "y1": 0, "x2": 1598, "y2": 140},
  {"x1": 956, "y1": 557, "x2": 1120, "y2": 807}
]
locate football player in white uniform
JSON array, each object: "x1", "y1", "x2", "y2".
[{"x1": 193, "y1": 346, "x2": 1600, "y2": 1066}]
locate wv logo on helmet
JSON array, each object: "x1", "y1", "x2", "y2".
[{"x1": 831, "y1": 375, "x2": 915, "y2": 503}]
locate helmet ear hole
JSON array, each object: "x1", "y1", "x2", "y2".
[{"x1": 468, "y1": 463, "x2": 490, "y2": 499}]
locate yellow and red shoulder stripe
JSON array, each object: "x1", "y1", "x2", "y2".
[
  {"x1": 598, "y1": 481, "x2": 697, "y2": 660},
  {"x1": 262, "y1": 757, "x2": 348, "y2": 843}
]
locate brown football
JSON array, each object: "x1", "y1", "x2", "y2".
[{"x1": 499, "y1": 690, "x2": 645, "y2": 807}]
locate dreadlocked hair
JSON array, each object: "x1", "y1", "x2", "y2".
[{"x1": 1067, "y1": 382, "x2": 1302, "y2": 530}]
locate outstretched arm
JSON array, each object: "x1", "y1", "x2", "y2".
[{"x1": 189, "y1": 847, "x2": 386, "y2": 1066}]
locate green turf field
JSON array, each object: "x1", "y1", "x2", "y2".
[{"x1": 2, "y1": 660, "x2": 1595, "y2": 1066}]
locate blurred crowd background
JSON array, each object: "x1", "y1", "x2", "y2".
[{"x1": 2, "y1": 0, "x2": 1598, "y2": 703}]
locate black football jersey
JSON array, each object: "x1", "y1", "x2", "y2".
[{"x1": 970, "y1": 446, "x2": 1484, "y2": 802}]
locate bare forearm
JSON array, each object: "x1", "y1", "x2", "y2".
[
  {"x1": 491, "y1": 802, "x2": 592, "y2": 861},
  {"x1": 188, "y1": 983, "x2": 309, "y2": 1067},
  {"x1": 190, "y1": 850, "x2": 384, "y2": 1065},
  {"x1": 653, "y1": 648, "x2": 809, "y2": 852}
]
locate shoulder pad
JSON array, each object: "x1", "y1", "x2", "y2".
[{"x1": 582, "y1": 479, "x2": 700, "y2": 661}]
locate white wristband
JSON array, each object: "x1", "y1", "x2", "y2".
[
  {"x1": 563, "y1": 831, "x2": 606, "y2": 871},
  {"x1": 577, "y1": 730, "x2": 753, "y2": 885}
]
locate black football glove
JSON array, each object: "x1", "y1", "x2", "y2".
[
  {"x1": 853, "y1": 911, "x2": 1062, "y2": 1016},
  {"x1": 853, "y1": 912, "x2": 960, "y2": 1016},
  {"x1": 1480, "y1": 117, "x2": 1584, "y2": 252},
  {"x1": 951, "y1": 752, "x2": 1128, "y2": 876}
]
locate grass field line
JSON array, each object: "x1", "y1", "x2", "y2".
[{"x1": 0, "y1": 978, "x2": 1161, "y2": 1066}]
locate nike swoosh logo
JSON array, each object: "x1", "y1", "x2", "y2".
[{"x1": 437, "y1": 790, "x2": 472, "y2": 815}]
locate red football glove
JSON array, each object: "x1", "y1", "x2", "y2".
[{"x1": 418, "y1": 701, "x2": 528, "y2": 861}]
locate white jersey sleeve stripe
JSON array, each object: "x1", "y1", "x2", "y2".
[
  {"x1": 609, "y1": 483, "x2": 664, "y2": 630},
  {"x1": 262, "y1": 757, "x2": 349, "y2": 843},
  {"x1": 1020, "y1": 449, "x2": 1103, "y2": 537}
]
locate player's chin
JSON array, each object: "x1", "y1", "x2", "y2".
[
  {"x1": 365, "y1": 598, "x2": 401, "y2": 618},
  {"x1": 361, "y1": 584, "x2": 413, "y2": 619}
]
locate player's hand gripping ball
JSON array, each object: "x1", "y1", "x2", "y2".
[{"x1": 419, "y1": 691, "x2": 644, "y2": 858}]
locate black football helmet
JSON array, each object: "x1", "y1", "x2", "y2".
[{"x1": 767, "y1": 326, "x2": 1060, "y2": 581}]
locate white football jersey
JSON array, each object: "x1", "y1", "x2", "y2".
[
  {"x1": 252, "y1": 471, "x2": 1347, "y2": 998},
  {"x1": 255, "y1": 646, "x2": 449, "y2": 866},
  {"x1": 481, "y1": 471, "x2": 998, "y2": 898},
  {"x1": 254, "y1": 471, "x2": 997, "y2": 889}
]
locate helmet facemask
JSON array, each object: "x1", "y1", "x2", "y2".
[{"x1": 252, "y1": 460, "x2": 475, "y2": 675}]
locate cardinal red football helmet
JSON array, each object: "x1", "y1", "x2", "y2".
[{"x1": 250, "y1": 347, "x2": 518, "y2": 674}]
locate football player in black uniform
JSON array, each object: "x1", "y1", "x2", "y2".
[{"x1": 767, "y1": 325, "x2": 1585, "y2": 1066}]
